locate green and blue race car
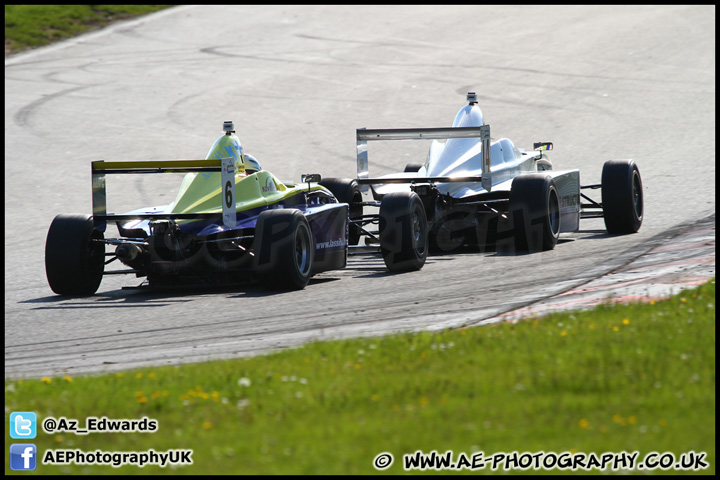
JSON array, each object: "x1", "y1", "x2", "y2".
[{"x1": 45, "y1": 121, "x2": 402, "y2": 295}]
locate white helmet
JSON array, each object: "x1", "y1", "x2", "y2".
[{"x1": 243, "y1": 153, "x2": 262, "y2": 174}]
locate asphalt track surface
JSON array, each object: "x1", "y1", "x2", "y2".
[{"x1": 4, "y1": 5, "x2": 715, "y2": 379}]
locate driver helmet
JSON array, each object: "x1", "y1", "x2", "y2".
[{"x1": 243, "y1": 153, "x2": 262, "y2": 174}]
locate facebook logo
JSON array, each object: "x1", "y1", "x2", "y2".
[
  {"x1": 10, "y1": 444, "x2": 37, "y2": 471},
  {"x1": 10, "y1": 411, "x2": 37, "y2": 439}
]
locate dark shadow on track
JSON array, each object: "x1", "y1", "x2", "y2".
[{"x1": 21, "y1": 276, "x2": 341, "y2": 308}]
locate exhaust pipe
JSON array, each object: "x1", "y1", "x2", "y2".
[{"x1": 115, "y1": 243, "x2": 143, "y2": 264}]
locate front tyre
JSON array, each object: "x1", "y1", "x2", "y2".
[
  {"x1": 379, "y1": 192, "x2": 428, "y2": 271},
  {"x1": 254, "y1": 209, "x2": 314, "y2": 290},
  {"x1": 509, "y1": 174, "x2": 561, "y2": 252},
  {"x1": 602, "y1": 160, "x2": 643, "y2": 234},
  {"x1": 45, "y1": 214, "x2": 105, "y2": 296}
]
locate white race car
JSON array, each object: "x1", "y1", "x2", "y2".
[{"x1": 321, "y1": 92, "x2": 643, "y2": 269}]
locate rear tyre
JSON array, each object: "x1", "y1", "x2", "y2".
[
  {"x1": 509, "y1": 174, "x2": 560, "y2": 252},
  {"x1": 45, "y1": 214, "x2": 105, "y2": 296},
  {"x1": 379, "y1": 192, "x2": 428, "y2": 271},
  {"x1": 404, "y1": 163, "x2": 424, "y2": 173},
  {"x1": 601, "y1": 160, "x2": 643, "y2": 234},
  {"x1": 319, "y1": 177, "x2": 363, "y2": 245},
  {"x1": 254, "y1": 209, "x2": 314, "y2": 290}
]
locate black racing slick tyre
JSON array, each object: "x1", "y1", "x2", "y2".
[
  {"x1": 379, "y1": 191, "x2": 428, "y2": 272},
  {"x1": 601, "y1": 160, "x2": 643, "y2": 234},
  {"x1": 319, "y1": 177, "x2": 363, "y2": 245},
  {"x1": 509, "y1": 174, "x2": 561, "y2": 252},
  {"x1": 254, "y1": 209, "x2": 314, "y2": 290},
  {"x1": 45, "y1": 214, "x2": 105, "y2": 296},
  {"x1": 404, "y1": 163, "x2": 424, "y2": 173}
]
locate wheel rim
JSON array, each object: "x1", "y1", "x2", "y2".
[
  {"x1": 295, "y1": 223, "x2": 311, "y2": 275},
  {"x1": 87, "y1": 229, "x2": 105, "y2": 273},
  {"x1": 632, "y1": 170, "x2": 643, "y2": 219},
  {"x1": 548, "y1": 189, "x2": 560, "y2": 236},
  {"x1": 411, "y1": 205, "x2": 426, "y2": 254},
  {"x1": 412, "y1": 209, "x2": 421, "y2": 243}
]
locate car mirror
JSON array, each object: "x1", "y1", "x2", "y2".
[
  {"x1": 533, "y1": 142, "x2": 553, "y2": 151},
  {"x1": 301, "y1": 173, "x2": 322, "y2": 183}
]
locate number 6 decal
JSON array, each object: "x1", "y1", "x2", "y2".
[
  {"x1": 225, "y1": 181, "x2": 233, "y2": 208},
  {"x1": 221, "y1": 157, "x2": 236, "y2": 228}
]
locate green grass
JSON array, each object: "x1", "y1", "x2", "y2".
[
  {"x1": 4, "y1": 5, "x2": 172, "y2": 56},
  {"x1": 5, "y1": 280, "x2": 715, "y2": 475}
]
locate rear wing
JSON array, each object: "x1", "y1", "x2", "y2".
[
  {"x1": 356, "y1": 125, "x2": 492, "y2": 191},
  {"x1": 91, "y1": 158, "x2": 237, "y2": 232}
]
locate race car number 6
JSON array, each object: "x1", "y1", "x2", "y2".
[
  {"x1": 220, "y1": 157, "x2": 236, "y2": 229},
  {"x1": 225, "y1": 181, "x2": 233, "y2": 208}
]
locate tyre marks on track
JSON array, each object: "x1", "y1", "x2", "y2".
[{"x1": 471, "y1": 215, "x2": 715, "y2": 325}]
